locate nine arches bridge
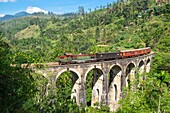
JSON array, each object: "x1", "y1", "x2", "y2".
[{"x1": 36, "y1": 52, "x2": 154, "y2": 111}]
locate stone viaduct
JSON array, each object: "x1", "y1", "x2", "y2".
[{"x1": 36, "y1": 53, "x2": 154, "y2": 111}]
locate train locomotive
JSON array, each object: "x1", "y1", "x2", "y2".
[{"x1": 57, "y1": 47, "x2": 151, "y2": 65}]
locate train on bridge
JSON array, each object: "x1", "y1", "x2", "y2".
[{"x1": 57, "y1": 47, "x2": 151, "y2": 65}]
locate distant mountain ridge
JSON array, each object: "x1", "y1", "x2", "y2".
[
  {"x1": 0, "y1": 11, "x2": 77, "y2": 21},
  {"x1": 0, "y1": 11, "x2": 53, "y2": 21},
  {"x1": 14, "y1": 11, "x2": 30, "y2": 17},
  {"x1": 0, "y1": 15, "x2": 15, "y2": 21}
]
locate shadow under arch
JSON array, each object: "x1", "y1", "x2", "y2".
[
  {"x1": 55, "y1": 70, "x2": 81, "y2": 105},
  {"x1": 126, "y1": 63, "x2": 136, "y2": 89},
  {"x1": 108, "y1": 65, "x2": 122, "y2": 87},
  {"x1": 138, "y1": 60, "x2": 145, "y2": 73},
  {"x1": 146, "y1": 58, "x2": 151, "y2": 73},
  {"x1": 138, "y1": 60, "x2": 145, "y2": 76},
  {"x1": 136, "y1": 60, "x2": 145, "y2": 85},
  {"x1": 108, "y1": 65, "x2": 122, "y2": 111},
  {"x1": 85, "y1": 68, "x2": 104, "y2": 107}
]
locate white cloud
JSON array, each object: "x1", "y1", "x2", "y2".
[
  {"x1": 0, "y1": 14, "x2": 5, "y2": 17},
  {"x1": 0, "y1": 0, "x2": 16, "y2": 2},
  {"x1": 26, "y1": 6, "x2": 48, "y2": 14}
]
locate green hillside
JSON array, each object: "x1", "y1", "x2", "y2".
[
  {"x1": 0, "y1": 0, "x2": 170, "y2": 112},
  {"x1": 14, "y1": 25, "x2": 40, "y2": 39},
  {"x1": 0, "y1": 0, "x2": 169, "y2": 70}
]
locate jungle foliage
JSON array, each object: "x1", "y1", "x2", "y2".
[{"x1": 0, "y1": 0, "x2": 170, "y2": 112}]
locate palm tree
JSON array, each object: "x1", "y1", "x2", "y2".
[{"x1": 155, "y1": 71, "x2": 170, "y2": 113}]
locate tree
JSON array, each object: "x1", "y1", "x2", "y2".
[
  {"x1": 154, "y1": 71, "x2": 170, "y2": 113},
  {"x1": 117, "y1": 71, "x2": 170, "y2": 113},
  {"x1": 78, "y1": 6, "x2": 85, "y2": 16},
  {"x1": 0, "y1": 33, "x2": 36, "y2": 113},
  {"x1": 95, "y1": 27, "x2": 100, "y2": 43}
]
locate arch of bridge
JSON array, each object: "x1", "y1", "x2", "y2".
[
  {"x1": 146, "y1": 58, "x2": 151, "y2": 64},
  {"x1": 108, "y1": 65, "x2": 122, "y2": 96},
  {"x1": 109, "y1": 63, "x2": 123, "y2": 73},
  {"x1": 84, "y1": 65, "x2": 104, "y2": 82},
  {"x1": 54, "y1": 68, "x2": 82, "y2": 105},
  {"x1": 138, "y1": 60, "x2": 145, "y2": 76},
  {"x1": 146, "y1": 58, "x2": 151, "y2": 73},
  {"x1": 125, "y1": 62, "x2": 136, "y2": 87},
  {"x1": 138, "y1": 59, "x2": 145, "y2": 65},
  {"x1": 138, "y1": 60, "x2": 145, "y2": 70},
  {"x1": 84, "y1": 65, "x2": 104, "y2": 106},
  {"x1": 55, "y1": 68, "x2": 81, "y2": 82},
  {"x1": 125, "y1": 61, "x2": 136, "y2": 70}
]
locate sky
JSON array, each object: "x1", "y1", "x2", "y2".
[{"x1": 0, "y1": 0, "x2": 117, "y2": 17}]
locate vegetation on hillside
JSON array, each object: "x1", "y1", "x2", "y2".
[{"x1": 0, "y1": 0, "x2": 170, "y2": 112}]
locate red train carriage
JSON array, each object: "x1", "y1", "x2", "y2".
[
  {"x1": 145, "y1": 47, "x2": 151, "y2": 54},
  {"x1": 120, "y1": 47, "x2": 151, "y2": 58}
]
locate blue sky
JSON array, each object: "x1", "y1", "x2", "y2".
[{"x1": 0, "y1": 0, "x2": 116, "y2": 17}]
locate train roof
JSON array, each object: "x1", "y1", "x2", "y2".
[
  {"x1": 120, "y1": 47, "x2": 150, "y2": 52},
  {"x1": 64, "y1": 53, "x2": 73, "y2": 56},
  {"x1": 96, "y1": 51, "x2": 120, "y2": 55}
]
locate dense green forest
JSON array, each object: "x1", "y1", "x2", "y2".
[{"x1": 0, "y1": 0, "x2": 170, "y2": 112}]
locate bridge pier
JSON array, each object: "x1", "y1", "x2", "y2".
[
  {"x1": 79, "y1": 75, "x2": 86, "y2": 106},
  {"x1": 121, "y1": 69, "x2": 126, "y2": 97},
  {"x1": 101, "y1": 65, "x2": 109, "y2": 106}
]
